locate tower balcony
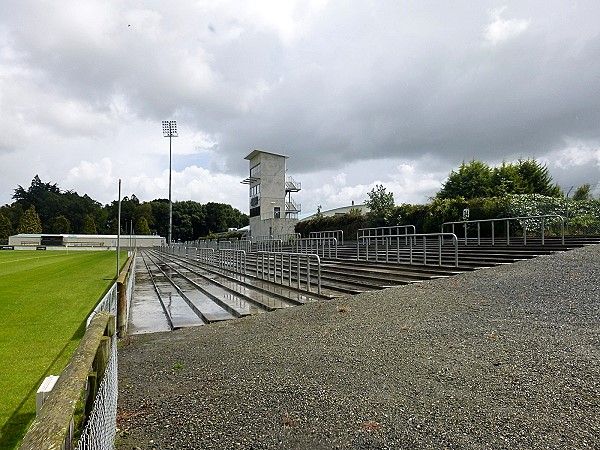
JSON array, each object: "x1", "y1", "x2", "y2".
[
  {"x1": 286, "y1": 198, "x2": 301, "y2": 213},
  {"x1": 285, "y1": 176, "x2": 301, "y2": 192}
]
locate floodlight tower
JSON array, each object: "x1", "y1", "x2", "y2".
[{"x1": 162, "y1": 120, "x2": 178, "y2": 245}]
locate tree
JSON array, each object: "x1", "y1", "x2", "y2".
[
  {"x1": 149, "y1": 200, "x2": 169, "y2": 237},
  {"x1": 437, "y1": 158, "x2": 562, "y2": 199},
  {"x1": 136, "y1": 216, "x2": 152, "y2": 235},
  {"x1": 81, "y1": 214, "x2": 98, "y2": 234},
  {"x1": 573, "y1": 184, "x2": 592, "y2": 201},
  {"x1": 0, "y1": 203, "x2": 22, "y2": 233},
  {"x1": 514, "y1": 159, "x2": 562, "y2": 197},
  {"x1": 17, "y1": 205, "x2": 42, "y2": 234},
  {"x1": 437, "y1": 160, "x2": 492, "y2": 200},
  {"x1": 49, "y1": 215, "x2": 70, "y2": 233},
  {"x1": 0, "y1": 213, "x2": 12, "y2": 241},
  {"x1": 365, "y1": 184, "x2": 395, "y2": 225}
]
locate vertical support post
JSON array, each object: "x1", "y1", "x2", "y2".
[
  {"x1": 541, "y1": 217, "x2": 545, "y2": 245},
  {"x1": 307, "y1": 255, "x2": 311, "y2": 292},
  {"x1": 116, "y1": 179, "x2": 121, "y2": 278},
  {"x1": 297, "y1": 254, "x2": 301, "y2": 290},
  {"x1": 117, "y1": 276, "x2": 127, "y2": 338}
]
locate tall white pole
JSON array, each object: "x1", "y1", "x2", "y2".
[
  {"x1": 162, "y1": 120, "x2": 178, "y2": 245},
  {"x1": 117, "y1": 179, "x2": 121, "y2": 278},
  {"x1": 169, "y1": 134, "x2": 172, "y2": 245}
]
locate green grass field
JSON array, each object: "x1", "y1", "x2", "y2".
[{"x1": 0, "y1": 250, "x2": 126, "y2": 450}]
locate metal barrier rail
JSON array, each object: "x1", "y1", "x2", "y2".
[
  {"x1": 358, "y1": 232, "x2": 459, "y2": 267},
  {"x1": 216, "y1": 249, "x2": 247, "y2": 274},
  {"x1": 196, "y1": 247, "x2": 216, "y2": 264},
  {"x1": 356, "y1": 225, "x2": 417, "y2": 260},
  {"x1": 275, "y1": 233, "x2": 301, "y2": 244},
  {"x1": 441, "y1": 215, "x2": 565, "y2": 245},
  {"x1": 195, "y1": 239, "x2": 218, "y2": 249},
  {"x1": 256, "y1": 251, "x2": 321, "y2": 294},
  {"x1": 158, "y1": 246, "x2": 246, "y2": 276},
  {"x1": 232, "y1": 239, "x2": 252, "y2": 252},
  {"x1": 254, "y1": 235, "x2": 274, "y2": 242},
  {"x1": 357, "y1": 225, "x2": 416, "y2": 243},
  {"x1": 256, "y1": 239, "x2": 283, "y2": 252},
  {"x1": 218, "y1": 240, "x2": 232, "y2": 250},
  {"x1": 310, "y1": 230, "x2": 344, "y2": 245},
  {"x1": 293, "y1": 237, "x2": 338, "y2": 259}
]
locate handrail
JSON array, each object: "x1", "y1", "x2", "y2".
[
  {"x1": 358, "y1": 232, "x2": 459, "y2": 267},
  {"x1": 356, "y1": 225, "x2": 417, "y2": 260},
  {"x1": 256, "y1": 251, "x2": 321, "y2": 294},
  {"x1": 357, "y1": 224, "x2": 416, "y2": 239},
  {"x1": 19, "y1": 312, "x2": 116, "y2": 450},
  {"x1": 274, "y1": 233, "x2": 301, "y2": 244},
  {"x1": 216, "y1": 249, "x2": 247, "y2": 274},
  {"x1": 256, "y1": 239, "x2": 283, "y2": 252},
  {"x1": 294, "y1": 237, "x2": 338, "y2": 259},
  {"x1": 196, "y1": 247, "x2": 216, "y2": 264},
  {"x1": 310, "y1": 230, "x2": 344, "y2": 245},
  {"x1": 441, "y1": 215, "x2": 565, "y2": 245}
]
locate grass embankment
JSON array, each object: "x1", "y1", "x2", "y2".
[{"x1": 0, "y1": 250, "x2": 125, "y2": 450}]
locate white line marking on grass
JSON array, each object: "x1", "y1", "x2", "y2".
[{"x1": 0, "y1": 254, "x2": 75, "y2": 265}]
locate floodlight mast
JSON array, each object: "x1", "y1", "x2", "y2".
[{"x1": 162, "y1": 120, "x2": 178, "y2": 245}]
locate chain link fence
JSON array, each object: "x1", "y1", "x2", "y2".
[
  {"x1": 76, "y1": 253, "x2": 136, "y2": 449},
  {"x1": 75, "y1": 332, "x2": 118, "y2": 450}
]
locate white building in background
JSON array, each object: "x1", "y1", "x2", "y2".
[
  {"x1": 7, "y1": 233, "x2": 165, "y2": 249},
  {"x1": 242, "y1": 149, "x2": 301, "y2": 239}
]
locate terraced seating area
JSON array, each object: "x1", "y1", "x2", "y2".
[{"x1": 127, "y1": 235, "x2": 600, "y2": 334}]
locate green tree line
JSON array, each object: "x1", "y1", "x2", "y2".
[
  {"x1": 297, "y1": 159, "x2": 599, "y2": 238},
  {"x1": 0, "y1": 175, "x2": 248, "y2": 242}
]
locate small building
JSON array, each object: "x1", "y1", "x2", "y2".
[
  {"x1": 242, "y1": 149, "x2": 301, "y2": 239},
  {"x1": 7, "y1": 233, "x2": 165, "y2": 249},
  {"x1": 301, "y1": 204, "x2": 370, "y2": 221}
]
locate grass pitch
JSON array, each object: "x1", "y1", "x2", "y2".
[{"x1": 0, "y1": 250, "x2": 125, "y2": 449}]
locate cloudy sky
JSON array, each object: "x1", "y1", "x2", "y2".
[{"x1": 1, "y1": 1, "x2": 599, "y2": 216}]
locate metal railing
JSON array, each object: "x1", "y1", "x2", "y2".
[
  {"x1": 196, "y1": 247, "x2": 216, "y2": 264},
  {"x1": 256, "y1": 239, "x2": 283, "y2": 252},
  {"x1": 441, "y1": 215, "x2": 565, "y2": 246},
  {"x1": 310, "y1": 230, "x2": 344, "y2": 245},
  {"x1": 357, "y1": 225, "x2": 416, "y2": 241},
  {"x1": 232, "y1": 239, "x2": 252, "y2": 252},
  {"x1": 274, "y1": 233, "x2": 301, "y2": 244},
  {"x1": 256, "y1": 251, "x2": 321, "y2": 294},
  {"x1": 356, "y1": 225, "x2": 417, "y2": 260},
  {"x1": 358, "y1": 232, "x2": 459, "y2": 267},
  {"x1": 293, "y1": 237, "x2": 338, "y2": 259},
  {"x1": 216, "y1": 249, "x2": 247, "y2": 274},
  {"x1": 217, "y1": 240, "x2": 232, "y2": 250}
]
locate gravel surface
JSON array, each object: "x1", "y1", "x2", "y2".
[{"x1": 116, "y1": 244, "x2": 600, "y2": 449}]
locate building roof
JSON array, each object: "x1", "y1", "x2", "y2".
[
  {"x1": 11, "y1": 233, "x2": 163, "y2": 239},
  {"x1": 244, "y1": 149, "x2": 289, "y2": 160},
  {"x1": 301, "y1": 204, "x2": 370, "y2": 221}
]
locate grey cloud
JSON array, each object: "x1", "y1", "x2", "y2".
[{"x1": 1, "y1": 1, "x2": 599, "y2": 207}]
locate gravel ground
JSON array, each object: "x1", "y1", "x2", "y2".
[{"x1": 116, "y1": 244, "x2": 600, "y2": 450}]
